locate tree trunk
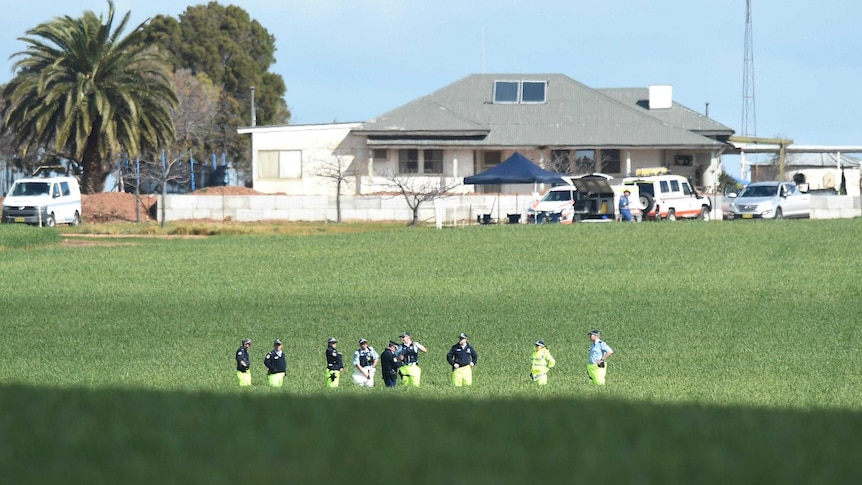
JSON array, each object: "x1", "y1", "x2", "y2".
[
  {"x1": 335, "y1": 179, "x2": 342, "y2": 223},
  {"x1": 79, "y1": 123, "x2": 104, "y2": 194},
  {"x1": 411, "y1": 206, "x2": 420, "y2": 226}
]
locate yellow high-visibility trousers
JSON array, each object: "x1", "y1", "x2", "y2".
[
  {"x1": 400, "y1": 364, "x2": 422, "y2": 387},
  {"x1": 237, "y1": 371, "x2": 251, "y2": 387},
  {"x1": 267, "y1": 372, "x2": 285, "y2": 387},
  {"x1": 587, "y1": 363, "x2": 607, "y2": 385},
  {"x1": 326, "y1": 369, "x2": 341, "y2": 388},
  {"x1": 452, "y1": 365, "x2": 473, "y2": 387}
]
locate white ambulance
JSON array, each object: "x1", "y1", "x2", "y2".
[{"x1": 622, "y1": 168, "x2": 711, "y2": 221}]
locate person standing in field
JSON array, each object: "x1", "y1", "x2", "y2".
[
  {"x1": 235, "y1": 338, "x2": 252, "y2": 387},
  {"x1": 619, "y1": 190, "x2": 633, "y2": 222},
  {"x1": 530, "y1": 340, "x2": 556, "y2": 385},
  {"x1": 397, "y1": 332, "x2": 427, "y2": 387},
  {"x1": 587, "y1": 329, "x2": 613, "y2": 385},
  {"x1": 325, "y1": 337, "x2": 344, "y2": 388},
  {"x1": 264, "y1": 339, "x2": 286, "y2": 387},
  {"x1": 352, "y1": 338, "x2": 379, "y2": 387},
  {"x1": 380, "y1": 340, "x2": 402, "y2": 388},
  {"x1": 447, "y1": 332, "x2": 478, "y2": 387}
]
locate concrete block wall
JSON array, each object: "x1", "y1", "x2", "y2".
[{"x1": 158, "y1": 194, "x2": 861, "y2": 223}]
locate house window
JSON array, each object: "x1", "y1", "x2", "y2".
[
  {"x1": 258, "y1": 150, "x2": 302, "y2": 179},
  {"x1": 522, "y1": 81, "x2": 546, "y2": 103},
  {"x1": 494, "y1": 80, "x2": 548, "y2": 104},
  {"x1": 423, "y1": 149, "x2": 443, "y2": 174},
  {"x1": 494, "y1": 81, "x2": 519, "y2": 103},
  {"x1": 477, "y1": 151, "x2": 501, "y2": 194},
  {"x1": 674, "y1": 154, "x2": 693, "y2": 166},
  {"x1": 600, "y1": 149, "x2": 621, "y2": 173},
  {"x1": 372, "y1": 148, "x2": 389, "y2": 161},
  {"x1": 549, "y1": 149, "x2": 572, "y2": 174},
  {"x1": 398, "y1": 149, "x2": 419, "y2": 174},
  {"x1": 574, "y1": 149, "x2": 596, "y2": 174}
]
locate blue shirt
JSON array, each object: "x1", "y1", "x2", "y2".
[
  {"x1": 619, "y1": 195, "x2": 630, "y2": 210},
  {"x1": 588, "y1": 340, "x2": 612, "y2": 364}
]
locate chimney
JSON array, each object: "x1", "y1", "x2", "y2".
[{"x1": 648, "y1": 85, "x2": 672, "y2": 109}]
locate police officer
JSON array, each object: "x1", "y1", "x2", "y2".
[
  {"x1": 264, "y1": 339, "x2": 286, "y2": 387},
  {"x1": 352, "y1": 338, "x2": 379, "y2": 387},
  {"x1": 325, "y1": 337, "x2": 344, "y2": 388},
  {"x1": 380, "y1": 340, "x2": 402, "y2": 388},
  {"x1": 446, "y1": 332, "x2": 478, "y2": 387},
  {"x1": 397, "y1": 332, "x2": 427, "y2": 387},
  {"x1": 587, "y1": 329, "x2": 613, "y2": 385},
  {"x1": 530, "y1": 340, "x2": 556, "y2": 385},
  {"x1": 235, "y1": 338, "x2": 252, "y2": 387}
]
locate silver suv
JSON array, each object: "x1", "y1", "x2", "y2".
[{"x1": 725, "y1": 181, "x2": 810, "y2": 220}]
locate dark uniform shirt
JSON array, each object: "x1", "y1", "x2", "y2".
[
  {"x1": 380, "y1": 347, "x2": 402, "y2": 377},
  {"x1": 447, "y1": 343, "x2": 478, "y2": 369},
  {"x1": 326, "y1": 345, "x2": 344, "y2": 370},
  {"x1": 236, "y1": 346, "x2": 250, "y2": 372},
  {"x1": 356, "y1": 347, "x2": 377, "y2": 367},
  {"x1": 264, "y1": 349, "x2": 286, "y2": 374},
  {"x1": 400, "y1": 342, "x2": 421, "y2": 365}
]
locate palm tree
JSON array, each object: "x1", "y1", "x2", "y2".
[{"x1": 2, "y1": 1, "x2": 177, "y2": 194}]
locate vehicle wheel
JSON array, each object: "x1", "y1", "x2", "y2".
[
  {"x1": 640, "y1": 193, "x2": 655, "y2": 214},
  {"x1": 42, "y1": 213, "x2": 56, "y2": 227},
  {"x1": 666, "y1": 209, "x2": 677, "y2": 221},
  {"x1": 774, "y1": 207, "x2": 784, "y2": 220},
  {"x1": 700, "y1": 207, "x2": 711, "y2": 221},
  {"x1": 70, "y1": 211, "x2": 81, "y2": 227}
]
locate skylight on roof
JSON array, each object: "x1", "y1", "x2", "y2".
[{"x1": 493, "y1": 80, "x2": 546, "y2": 104}]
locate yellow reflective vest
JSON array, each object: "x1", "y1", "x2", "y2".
[{"x1": 531, "y1": 348, "x2": 556, "y2": 372}]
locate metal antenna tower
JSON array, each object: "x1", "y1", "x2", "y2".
[{"x1": 742, "y1": 0, "x2": 756, "y2": 137}]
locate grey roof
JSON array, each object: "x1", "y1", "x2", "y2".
[
  {"x1": 354, "y1": 74, "x2": 729, "y2": 149},
  {"x1": 597, "y1": 88, "x2": 734, "y2": 136}
]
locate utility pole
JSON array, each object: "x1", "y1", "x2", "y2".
[{"x1": 741, "y1": 0, "x2": 756, "y2": 181}]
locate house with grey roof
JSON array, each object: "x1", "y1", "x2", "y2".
[{"x1": 231, "y1": 73, "x2": 735, "y2": 222}]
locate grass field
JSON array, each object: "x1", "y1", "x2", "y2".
[{"x1": 2, "y1": 219, "x2": 862, "y2": 484}]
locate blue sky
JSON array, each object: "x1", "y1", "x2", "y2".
[{"x1": 1, "y1": 0, "x2": 860, "y2": 175}]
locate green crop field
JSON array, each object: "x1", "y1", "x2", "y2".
[{"x1": 2, "y1": 220, "x2": 861, "y2": 484}]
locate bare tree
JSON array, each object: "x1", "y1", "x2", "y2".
[
  {"x1": 378, "y1": 170, "x2": 460, "y2": 226},
  {"x1": 314, "y1": 155, "x2": 357, "y2": 223},
  {"x1": 118, "y1": 153, "x2": 190, "y2": 226}
]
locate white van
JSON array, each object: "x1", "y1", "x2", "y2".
[{"x1": 2, "y1": 176, "x2": 82, "y2": 227}]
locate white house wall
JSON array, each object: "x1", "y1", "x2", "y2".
[{"x1": 241, "y1": 123, "x2": 363, "y2": 196}]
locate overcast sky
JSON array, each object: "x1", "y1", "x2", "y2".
[{"x1": 1, "y1": 0, "x2": 860, "y2": 175}]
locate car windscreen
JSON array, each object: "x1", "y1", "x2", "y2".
[
  {"x1": 739, "y1": 185, "x2": 777, "y2": 198},
  {"x1": 11, "y1": 182, "x2": 50, "y2": 196},
  {"x1": 542, "y1": 190, "x2": 574, "y2": 202}
]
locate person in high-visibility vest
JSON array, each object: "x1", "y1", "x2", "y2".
[
  {"x1": 447, "y1": 332, "x2": 478, "y2": 387},
  {"x1": 587, "y1": 329, "x2": 613, "y2": 385},
  {"x1": 530, "y1": 340, "x2": 555, "y2": 385},
  {"x1": 397, "y1": 332, "x2": 427, "y2": 387}
]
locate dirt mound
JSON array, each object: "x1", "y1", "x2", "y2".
[
  {"x1": 191, "y1": 186, "x2": 263, "y2": 196},
  {"x1": 83, "y1": 192, "x2": 159, "y2": 223}
]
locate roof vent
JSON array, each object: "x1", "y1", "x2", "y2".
[{"x1": 648, "y1": 85, "x2": 672, "y2": 109}]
